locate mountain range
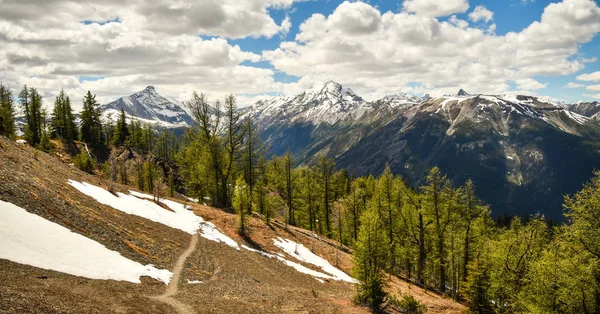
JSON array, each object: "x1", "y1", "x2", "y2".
[
  {"x1": 101, "y1": 83, "x2": 600, "y2": 220},
  {"x1": 243, "y1": 81, "x2": 600, "y2": 221}
]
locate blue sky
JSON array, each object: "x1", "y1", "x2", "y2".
[
  {"x1": 227, "y1": 0, "x2": 600, "y2": 103},
  {"x1": 1, "y1": 0, "x2": 599, "y2": 106}
]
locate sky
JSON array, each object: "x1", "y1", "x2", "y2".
[{"x1": 0, "y1": 0, "x2": 599, "y2": 109}]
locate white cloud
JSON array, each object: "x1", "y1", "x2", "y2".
[
  {"x1": 515, "y1": 78, "x2": 547, "y2": 90},
  {"x1": 327, "y1": 1, "x2": 382, "y2": 34},
  {"x1": 403, "y1": 0, "x2": 470, "y2": 17},
  {"x1": 264, "y1": 0, "x2": 600, "y2": 100},
  {"x1": 586, "y1": 84, "x2": 600, "y2": 91},
  {"x1": 577, "y1": 71, "x2": 600, "y2": 82},
  {"x1": 584, "y1": 93, "x2": 600, "y2": 99},
  {"x1": 0, "y1": 0, "x2": 304, "y2": 109},
  {"x1": 449, "y1": 15, "x2": 469, "y2": 29},
  {"x1": 565, "y1": 82, "x2": 585, "y2": 88},
  {"x1": 469, "y1": 5, "x2": 494, "y2": 23}
]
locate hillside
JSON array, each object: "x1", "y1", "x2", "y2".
[
  {"x1": 0, "y1": 136, "x2": 463, "y2": 313},
  {"x1": 246, "y1": 83, "x2": 600, "y2": 220}
]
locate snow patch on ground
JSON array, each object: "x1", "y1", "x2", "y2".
[
  {"x1": 272, "y1": 237, "x2": 358, "y2": 283},
  {"x1": 68, "y1": 181, "x2": 239, "y2": 250},
  {"x1": 0, "y1": 200, "x2": 172, "y2": 284},
  {"x1": 187, "y1": 280, "x2": 202, "y2": 284},
  {"x1": 68, "y1": 180, "x2": 202, "y2": 234},
  {"x1": 241, "y1": 245, "x2": 334, "y2": 281},
  {"x1": 128, "y1": 190, "x2": 239, "y2": 250}
]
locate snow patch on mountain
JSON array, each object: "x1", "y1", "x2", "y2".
[
  {"x1": 101, "y1": 86, "x2": 193, "y2": 128},
  {"x1": 245, "y1": 81, "x2": 422, "y2": 125}
]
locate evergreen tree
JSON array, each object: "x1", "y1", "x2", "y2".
[
  {"x1": 20, "y1": 86, "x2": 43, "y2": 146},
  {"x1": 0, "y1": 83, "x2": 16, "y2": 139},
  {"x1": 113, "y1": 108, "x2": 129, "y2": 146},
  {"x1": 51, "y1": 89, "x2": 77, "y2": 145},
  {"x1": 79, "y1": 91, "x2": 103, "y2": 147}
]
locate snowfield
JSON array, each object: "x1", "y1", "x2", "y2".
[
  {"x1": 241, "y1": 245, "x2": 336, "y2": 282},
  {"x1": 273, "y1": 238, "x2": 358, "y2": 283},
  {"x1": 0, "y1": 200, "x2": 172, "y2": 284},
  {"x1": 68, "y1": 180, "x2": 239, "y2": 250}
]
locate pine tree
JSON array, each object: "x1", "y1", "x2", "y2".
[
  {"x1": 113, "y1": 108, "x2": 129, "y2": 146},
  {"x1": 0, "y1": 83, "x2": 16, "y2": 139},
  {"x1": 353, "y1": 207, "x2": 390, "y2": 311},
  {"x1": 79, "y1": 91, "x2": 103, "y2": 147},
  {"x1": 20, "y1": 86, "x2": 43, "y2": 146},
  {"x1": 51, "y1": 89, "x2": 76, "y2": 144}
]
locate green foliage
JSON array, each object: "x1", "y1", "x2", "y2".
[
  {"x1": 73, "y1": 151, "x2": 96, "y2": 173},
  {"x1": 79, "y1": 91, "x2": 103, "y2": 147},
  {"x1": 233, "y1": 175, "x2": 251, "y2": 234},
  {"x1": 0, "y1": 83, "x2": 16, "y2": 139},
  {"x1": 113, "y1": 108, "x2": 129, "y2": 146},
  {"x1": 20, "y1": 85, "x2": 44, "y2": 147},
  {"x1": 353, "y1": 208, "x2": 389, "y2": 311},
  {"x1": 463, "y1": 258, "x2": 493, "y2": 314},
  {"x1": 389, "y1": 292, "x2": 428, "y2": 314},
  {"x1": 51, "y1": 89, "x2": 77, "y2": 144}
]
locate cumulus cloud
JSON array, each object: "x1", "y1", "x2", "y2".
[
  {"x1": 577, "y1": 71, "x2": 600, "y2": 82},
  {"x1": 403, "y1": 0, "x2": 470, "y2": 17},
  {"x1": 515, "y1": 78, "x2": 547, "y2": 90},
  {"x1": 586, "y1": 84, "x2": 600, "y2": 92},
  {"x1": 565, "y1": 82, "x2": 585, "y2": 88},
  {"x1": 264, "y1": 0, "x2": 600, "y2": 99},
  {"x1": 469, "y1": 6, "x2": 494, "y2": 23},
  {"x1": 449, "y1": 15, "x2": 469, "y2": 29},
  {"x1": 0, "y1": 0, "x2": 303, "y2": 108}
]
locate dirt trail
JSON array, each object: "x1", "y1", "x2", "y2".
[{"x1": 150, "y1": 233, "x2": 199, "y2": 314}]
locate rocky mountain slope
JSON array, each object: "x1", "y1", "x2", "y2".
[
  {"x1": 101, "y1": 86, "x2": 194, "y2": 128},
  {"x1": 568, "y1": 101, "x2": 600, "y2": 120},
  {"x1": 0, "y1": 136, "x2": 464, "y2": 313},
  {"x1": 246, "y1": 83, "x2": 600, "y2": 220}
]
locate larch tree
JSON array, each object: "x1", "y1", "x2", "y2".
[{"x1": 353, "y1": 207, "x2": 390, "y2": 311}]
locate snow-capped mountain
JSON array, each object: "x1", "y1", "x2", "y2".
[
  {"x1": 246, "y1": 83, "x2": 600, "y2": 220},
  {"x1": 245, "y1": 81, "x2": 423, "y2": 125},
  {"x1": 567, "y1": 101, "x2": 600, "y2": 120},
  {"x1": 101, "y1": 86, "x2": 193, "y2": 128}
]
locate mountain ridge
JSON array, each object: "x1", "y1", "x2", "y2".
[
  {"x1": 244, "y1": 81, "x2": 600, "y2": 220},
  {"x1": 101, "y1": 86, "x2": 194, "y2": 128}
]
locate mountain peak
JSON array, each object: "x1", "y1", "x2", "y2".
[
  {"x1": 144, "y1": 86, "x2": 156, "y2": 92},
  {"x1": 457, "y1": 89, "x2": 469, "y2": 96},
  {"x1": 321, "y1": 80, "x2": 342, "y2": 93}
]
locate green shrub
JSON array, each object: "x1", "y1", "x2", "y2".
[
  {"x1": 389, "y1": 292, "x2": 427, "y2": 314},
  {"x1": 73, "y1": 152, "x2": 96, "y2": 173}
]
